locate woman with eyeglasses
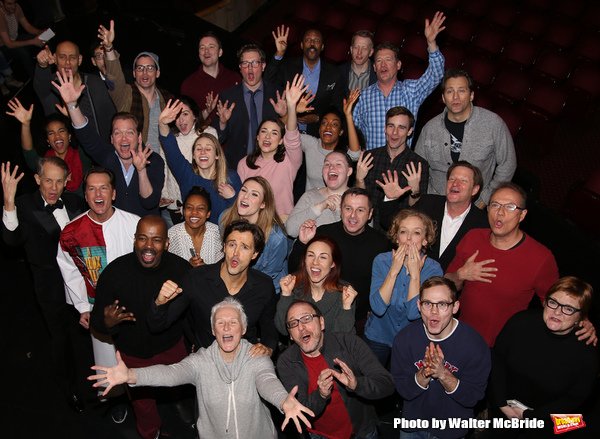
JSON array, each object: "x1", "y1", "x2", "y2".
[
  {"x1": 489, "y1": 276, "x2": 598, "y2": 437},
  {"x1": 275, "y1": 236, "x2": 357, "y2": 335},
  {"x1": 364, "y1": 209, "x2": 443, "y2": 367},
  {"x1": 158, "y1": 99, "x2": 241, "y2": 223}
]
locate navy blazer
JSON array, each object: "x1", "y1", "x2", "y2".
[
  {"x1": 265, "y1": 56, "x2": 343, "y2": 136},
  {"x1": 214, "y1": 80, "x2": 280, "y2": 167}
]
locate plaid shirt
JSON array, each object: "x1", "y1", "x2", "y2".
[
  {"x1": 353, "y1": 50, "x2": 445, "y2": 150},
  {"x1": 364, "y1": 145, "x2": 429, "y2": 231}
]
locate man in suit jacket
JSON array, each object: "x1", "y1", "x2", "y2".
[
  {"x1": 1, "y1": 158, "x2": 86, "y2": 411},
  {"x1": 214, "y1": 43, "x2": 279, "y2": 167},
  {"x1": 265, "y1": 26, "x2": 343, "y2": 136},
  {"x1": 413, "y1": 161, "x2": 488, "y2": 271},
  {"x1": 338, "y1": 30, "x2": 377, "y2": 96}
]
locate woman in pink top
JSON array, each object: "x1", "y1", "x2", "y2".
[{"x1": 237, "y1": 74, "x2": 307, "y2": 222}]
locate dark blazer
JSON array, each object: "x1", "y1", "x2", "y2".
[
  {"x1": 2, "y1": 191, "x2": 85, "y2": 299},
  {"x1": 338, "y1": 61, "x2": 377, "y2": 95},
  {"x1": 214, "y1": 81, "x2": 280, "y2": 167},
  {"x1": 414, "y1": 194, "x2": 489, "y2": 271},
  {"x1": 265, "y1": 56, "x2": 343, "y2": 136}
]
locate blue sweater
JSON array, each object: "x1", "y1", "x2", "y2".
[
  {"x1": 253, "y1": 224, "x2": 289, "y2": 294},
  {"x1": 391, "y1": 320, "x2": 491, "y2": 439},
  {"x1": 365, "y1": 254, "x2": 442, "y2": 346},
  {"x1": 159, "y1": 132, "x2": 241, "y2": 223}
]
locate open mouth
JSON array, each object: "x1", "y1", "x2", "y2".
[
  {"x1": 94, "y1": 198, "x2": 105, "y2": 207},
  {"x1": 310, "y1": 267, "x2": 322, "y2": 277},
  {"x1": 222, "y1": 335, "x2": 234, "y2": 342},
  {"x1": 230, "y1": 258, "x2": 239, "y2": 268},
  {"x1": 189, "y1": 216, "x2": 201, "y2": 224},
  {"x1": 239, "y1": 200, "x2": 250, "y2": 209},
  {"x1": 141, "y1": 249, "x2": 156, "y2": 263}
]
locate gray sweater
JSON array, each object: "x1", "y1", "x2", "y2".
[
  {"x1": 285, "y1": 188, "x2": 341, "y2": 238},
  {"x1": 415, "y1": 105, "x2": 516, "y2": 204},
  {"x1": 135, "y1": 339, "x2": 288, "y2": 439}
]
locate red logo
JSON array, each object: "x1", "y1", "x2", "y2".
[{"x1": 550, "y1": 414, "x2": 586, "y2": 434}]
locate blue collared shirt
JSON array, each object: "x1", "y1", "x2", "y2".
[{"x1": 300, "y1": 58, "x2": 321, "y2": 132}]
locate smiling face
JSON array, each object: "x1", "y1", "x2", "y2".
[
  {"x1": 35, "y1": 162, "x2": 68, "y2": 205},
  {"x1": 198, "y1": 36, "x2": 222, "y2": 68},
  {"x1": 84, "y1": 172, "x2": 116, "y2": 222},
  {"x1": 256, "y1": 121, "x2": 283, "y2": 157},
  {"x1": 396, "y1": 215, "x2": 428, "y2": 251},
  {"x1": 239, "y1": 50, "x2": 265, "y2": 90},
  {"x1": 341, "y1": 193, "x2": 372, "y2": 236},
  {"x1": 305, "y1": 240, "x2": 335, "y2": 286},
  {"x1": 318, "y1": 113, "x2": 343, "y2": 149},
  {"x1": 374, "y1": 48, "x2": 401, "y2": 85},
  {"x1": 237, "y1": 180, "x2": 266, "y2": 222},
  {"x1": 212, "y1": 305, "x2": 246, "y2": 361},
  {"x1": 55, "y1": 41, "x2": 82, "y2": 77},
  {"x1": 287, "y1": 302, "x2": 325, "y2": 357},
  {"x1": 442, "y1": 76, "x2": 474, "y2": 122},
  {"x1": 487, "y1": 188, "x2": 527, "y2": 240},
  {"x1": 385, "y1": 114, "x2": 413, "y2": 152},
  {"x1": 193, "y1": 137, "x2": 218, "y2": 171},
  {"x1": 134, "y1": 218, "x2": 169, "y2": 269},
  {"x1": 350, "y1": 35, "x2": 374, "y2": 67},
  {"x1": 111, "y1": 118, "x2": 141, "y2": 162},
  {"x1": 175, "y1": 103, "x2": 197, "y2": 135},
  {"x1": 446, "y1": 165, "x2": 479, "y2": 205},
  {"x1": 222, "y1": 230, "x2": 258, "y2": 277},
  {"x1": 46, "y1": 120, "x2": 71, "y2": 156},
  {"x1": 133, "y1": 55, "x2": 160, "y2": 90},
  {"x1": 301, "y1": 30, "x2": 324, "y2": 63},
  {"x1": 322, "y1": 152, "x2": 352, "y2": 190},
  {"x1": 418, "y1": 284, "x2": 459, "y2": 339},
  {"x1": 543, "y1": 291, "x2": 582, "y2": 335},
  {"x1": 183, "y1": 194, "x2": 210, "y2": 231}
]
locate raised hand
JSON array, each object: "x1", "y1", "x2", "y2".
[
  {"x1": 457, "y1": 250, "x2": 497, "y2": 283},
  {"x1": 51, "y1": 68, "x2": 85, "y2": 105},
  {"x1": 269, "y1": 89, "x2": 287, "y2": 117},
  {"x1": 425, "y1": 11, "x2": 446, "y2": 46},
  {"x1": 296, "y1": 91, "x2": 315, "y2": 114},
  {"x1": 103, "y1": 299, "x2": 136, "y2": 328},
  {"x1": 281, "y1": 385, "x2": 314, "y2": 433},
  {"x1": 216, "y1": 100, "x2": 236, "y2": 126},
  {"x1": 316, "y1": 369, "x2": 334, "y2": 398},
  {"x1": 132, "y1": 144, "x2": 152, "y2": 171},
  {"x1": 155, "y1": 280, "x2": 182, "y2": 306},
  {"x1": 159, "y1": 99, "x2": 184, "y2": 126},
  {"x1": 1, "y1": 162, "x2": 25, "y2": 208},
  {"x1": 331, "y1": 358, "x2": 357, "y2": 390},
  {"x1": 355, "y1": 151, "x2": 374, "y2": 184},
  {"x1": 98, "y1": 19, "x2": 115, "y2": 49},
  {"x1": 204, "y1": 91, "x2": 218, "y2": 117},
  {"x1": 343, "y1": 89, "x2": 361, "y2": 116},
  {"x1": 401, "y1": 161, "x2": 422, "y2": 194},
  {"x1": 272, "y1": 25, "x2": 290, "y2": 57},
  {"x1": 217, "y1": 182, "x2": 236, "y2": 199},
  {"x1": 375, "y1": 170, "x2": 412, "y2": 200},
  {"x1": 324, "y1": 193, "x2": 341, "y2": 212},
  {"x1": 405, "y1": 243, "x2": 426, "y2": 277},
  {"x1": 341, "y1": 285, "x2": 358, "y2": 310},
  {"x1": 6, "y1": 98, "x2": 33, "y2": 124},
  {"x1": 298, "y1": 219, "x2": 317, "y2": 244},
  {"x1": 36, "y1": 45, "x2": 55, "y2": 68},
  {"x1": 286, "y1": 74, "x2": 309, "y2": 107},
  {"x1": 425, "y1": 342, "x2": 446, "y2": 379},
  {"x1": 279, "y1": 274, "x2": 297, "y2": 296},
  {"x1": 390, "y1": 243, "x2": 407, "y2": 275},
  {"x1": 88, "y1": 351, "x2": 132, "y2": 397}
]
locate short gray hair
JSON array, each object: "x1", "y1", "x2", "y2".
[{"x1": 210, "y1": 297, "x2": 248, "y2": 331}]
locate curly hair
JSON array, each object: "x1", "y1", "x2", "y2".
[{"x1": 387, "y1": 209, "x2": 436, "y2": 249}]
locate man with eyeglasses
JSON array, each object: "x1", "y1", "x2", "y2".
[
  {"x1": 277, "y1": 300, "x2": 394, "y2": 439},
  {"x1": 391, "y1": 276, "x2": 490, "y2": 439},
  {"x1": 213, "y1": 43, "x2": 280, "y2": 167},
  {"x1": 53, "y1": 68, "x2": 165, "y2": 217},
  {"x1": 415, "y1": 68, "x2": 516, "y2": 208},
  {"x1": 265, "y1": 26, "x2": 343, "y2": 136},
  {"x1": 34, "y1": 40, "x2": 116, "y2": 140},
  {"x1": 98, "y1": 20, "x2": 173, "y2": 152},
  {"x1": 445, "y1": 183, "x2": 596, "y2": 347}
]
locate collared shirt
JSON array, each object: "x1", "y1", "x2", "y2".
[
  {"x1": 301, "y1": 58, "x2": 321, "y2": 132},
  {"x1": 439, "y1": 202, "x2": 471, "y2": 256},
  {"x1": 243, "y1": 82, "x2": 264, "y2": 153},
  {"x1": 348, "y1": 62, "x2": 372, "y2": 91},
  {"x1": 353, "y1": 50, "x2": 445, "y2": 150},
  {"x1": 117, "y1": 153, "x2": 135, "y2": 186}
]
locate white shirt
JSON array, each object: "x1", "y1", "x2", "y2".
[
  {"x1": 2, "y1": 197, "x2": 69, "y2": 231},
  {"x1": 439, "y1": 203, "x2": 471, "y2": 256}
]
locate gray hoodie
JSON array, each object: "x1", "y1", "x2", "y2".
[{"x1": 135, "y1": 339, "x2": 288, "y2": 438}]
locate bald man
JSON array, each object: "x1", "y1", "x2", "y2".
[
  {"x1": 91, "y1": 216, "x2": 191, "y2": 439},
  {"x1": 34, "y1": 40, "x2": 116, "y2": 140}
]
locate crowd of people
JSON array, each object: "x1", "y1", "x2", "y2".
[{"x1": 1, "y1": 7, "x2": 598, "y2": 439}]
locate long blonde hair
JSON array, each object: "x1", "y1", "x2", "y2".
[
  {"x1": 191, "y1": 133, "x2": 229, "y2": 189},
  {"x1": 220, "y1": 176, "x2": 283, "y2": 242}
]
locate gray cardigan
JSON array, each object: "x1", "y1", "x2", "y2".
[
  {"x1": 415, "y1": 105, "x2": 516, "y2": 204},
  {"x1": 135, "y1": 339, "x2": 287, "y2": 439}
]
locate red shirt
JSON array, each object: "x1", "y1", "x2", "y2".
[{"x1": 302, "y1": 352, "x2": 353, "y2": 439}]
